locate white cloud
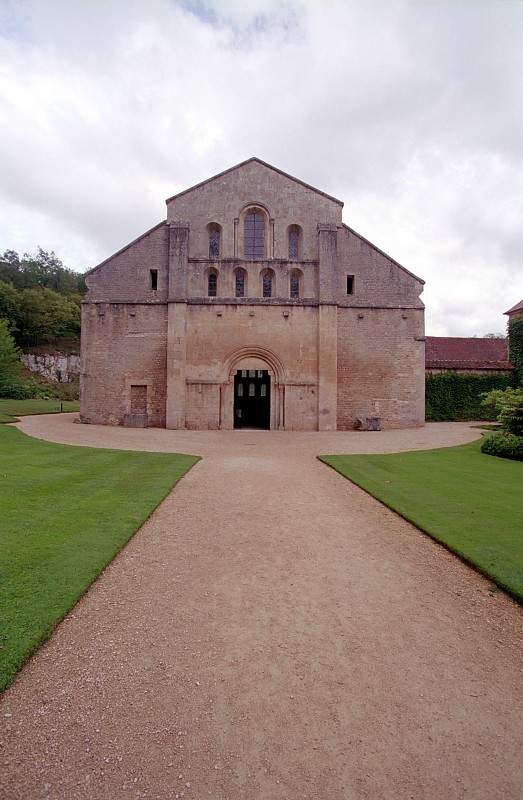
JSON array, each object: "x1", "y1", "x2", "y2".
[{"x1": 0, "y1": 0, "x2": 522, "y2": 334}]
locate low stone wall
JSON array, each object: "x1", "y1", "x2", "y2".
[{"x1": 22, "y1": 352, "x2": 80, "y2": 383}]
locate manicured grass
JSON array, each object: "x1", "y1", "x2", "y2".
[
  {"x1": 320, "y1": 439, "x2": 523, "y2": 602},
  {"x1": 0, "y1": 424, "x2": 199, "y2": 691},
  {"x1": 0, "y1": 398, "x2": 80, "y2": 423}
]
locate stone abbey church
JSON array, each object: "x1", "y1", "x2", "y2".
[{"x1": 81, "y1": 158, "x2": 425, "y2": 431}]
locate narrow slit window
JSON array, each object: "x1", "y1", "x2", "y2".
[
  {"x1": 290, "y1": 271, "x2": 301, "y2": 299},
  {"x1": 346, "y1": 275, "x2": 354, "y2": 295},
  {"x1": 249, "y1": 383, "x2": 256, "y2": 396},
  {"x1": 288, "y1": 225, "x2": 301, "y2": 260},
  {"x1": 208, "y1": 271, "x2": 218, "y2": 297},
  {"x1": 150, "y1": 269, "x2": 158, "y2": 290},
  {"x1": 208, "y1": 224, "x2": 221, "y2": 259},
  {"x1": 235, "y1": 268, "x2": 246, "y2": 298},
  {"x1": 262, "y1": 271, "x2": 273, "y2": 298}
]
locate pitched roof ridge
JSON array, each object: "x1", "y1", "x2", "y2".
[
  {"x1": 504, "y1": 299, "x2": 523, "y2": 315},
  {"x1": 86, "y1": 220, "x2": 167, "y2": 276},
  {"x1": 165, "y1": 157, "x2": 344, "y2": 206},
  {"x1": 342, "y1": 223, "x2": 425, "y2": 285}
]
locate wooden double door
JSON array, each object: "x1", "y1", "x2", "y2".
[{"x1": 234, "y1": 369, "x2": 270, "y2": 429}]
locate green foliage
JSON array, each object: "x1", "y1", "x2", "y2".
[
  {"x1": 425, "y1": 371, "x2": 514, "y2": 421},
  {"x1": 508, "y1": 316, "x2": 523, "y2": 385},
  {"x1": 481, "y1": 432, "x2": 523, "y2": 461},
  {"x1": 320, "y1": 439, "x2": 523, "y2": 601},
  {"x1": 0, "y1": 247, "x2": 85, "y2": 294},
  {"x1": 0, "y1": 322, "x2": 55, "y2": 398},
  {"x1": 0, "y1": 423, "x2": 198, "y2": 691},
  {"x1": 481, "y1": 386, "x2": 523, "y2": 435},
  {"x1": 0, "y1": 318, "x2": 22, "y2": 387},
  {"x1": 0, "y1": 248, "x2": 84, "y2": 347}
]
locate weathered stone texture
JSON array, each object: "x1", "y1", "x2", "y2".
[
  {"x1": 81, "y1": 158, "x2": 425, "y2": 431},
  {"x1": 337, "y1": 308, "x2": 425, "y2": 429}
]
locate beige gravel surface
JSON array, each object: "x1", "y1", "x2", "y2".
[{"x1": 1, "y1": 416, "x2": 522, "y2": 800}]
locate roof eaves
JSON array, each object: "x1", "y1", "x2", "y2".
[
  {"x1": 86, "y1": 220, "x2": 167, "y2": 276},
  {"x1": 165, "y1": 157, "x2": 344, "y2": 206},
  {"x1": 342, "y1": 224, "x2": 425, "y2": 285},
  {"x1": 504, "y1": 299, "x2": 523, "y2": 315}
]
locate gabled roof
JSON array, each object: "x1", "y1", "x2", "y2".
[
  {"x1": 504, "y1": 299, "x2": 523, "y2": 316},
  {"x1": 425, "y1": 336, "x2": 513, "y2": 371},
  {"x1": 165, "y1": 157, "x2": 344, "y2": 206},
  {"x1": 86, "y1": 220, "x2": 167, "y2": 276},
  {"x1": 342, "y1": 223, "x2": 425, "y2": 285}
]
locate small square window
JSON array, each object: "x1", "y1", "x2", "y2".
[
  {"x1": 150, "y1": 269, "x2": 158, "y2": 290},
  {"x1": 346, "y1": 275, "x2": 354, "y2": 295}
]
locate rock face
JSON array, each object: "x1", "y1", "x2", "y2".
[{"x1": 22, "y1": 352, "x2": 80, "y2": 383}]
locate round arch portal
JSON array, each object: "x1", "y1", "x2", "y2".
[{"x1": 220, "y1": 346, "x2": 286, "y2": 430}]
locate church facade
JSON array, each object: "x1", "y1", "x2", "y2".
[{"x1": 80, "y1": 158, "x2": 425, "y2": 430}]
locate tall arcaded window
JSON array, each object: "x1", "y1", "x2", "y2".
[
  {"x1": 208, "y1": 223, "x2": 221, "y2": 259},
  {"x1": 288, "y1": 225, "x2": 301, "y2": 260},
  {"x1": 261, "y1": 268, "x2": 275, "y2": 298},
  {"x1": 244, "y1": 208, "x2": 265, "y2": 259},
  {"x1": 208, "y1": 269, "x2": 218, "y2": 297},
  {"x1": 235, "y1": 267, "x2": 247, "y2": 298}
]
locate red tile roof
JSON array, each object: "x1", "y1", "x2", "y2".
[
  {"x1": 425, "y1": 336, "x2": 513, "y2": 371},
  {"x1": 504, "y1": 299, "x2": 523, "y2": 316}
]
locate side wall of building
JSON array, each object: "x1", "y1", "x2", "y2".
[
  {"x1": 80, "y1": 302, "x2": 168, "y2": 427},
  {"x1": 337, "y1": 307, "x2": 425, "y2": 429}
]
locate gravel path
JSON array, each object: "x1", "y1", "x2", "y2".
[{"x1": 1, "y1": 417, "x2": 522, "y2": 800}]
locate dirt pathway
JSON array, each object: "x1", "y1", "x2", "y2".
[{"x1": 1, "y1": 419, "x2": 522, "y2": 799}]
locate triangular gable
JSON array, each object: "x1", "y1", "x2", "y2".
[
  {"x1": 342, "y1": 223, "x2": 425, "y2": 285},
  {"x1": 165, "y1": 157, "x2": 344, "y2": 207}
]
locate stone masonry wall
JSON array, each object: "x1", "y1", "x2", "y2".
[
  {"x1": 167, "y1": 159, "x2": 342, "y2": 262},
  {"x1": 80, "y1": 302, "x2": 167, "y2": 427},
  {"x1": 85, "y1": 222, "x2": 169, "y2": 303},
  {"x1": 337, "y1": 307, "x2": 425, "y2": 429}
]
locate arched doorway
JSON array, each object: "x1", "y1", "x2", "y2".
[
  {"x1": 233, "y1": 369, "x2": 271, "y2": 429},
  {"x1": 221, "y1": 346, "x2": 286, "y2": 430}
]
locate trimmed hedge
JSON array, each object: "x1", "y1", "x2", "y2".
[
  {"x1": 425, "y1": 372, "x2": 514, "y2": 421},
  {"x1": 481, "y1": 432, "x2": 523, "y2": 461},
  {"x1": 509, "y1": 316, "x2": 523, "y2": 385}
]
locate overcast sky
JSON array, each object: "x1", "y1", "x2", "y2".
[{"x1": 1, "y1": 0, "x2": 522, "y2": 335}]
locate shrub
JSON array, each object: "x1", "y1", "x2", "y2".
[
  {"x1": 426, "y1": 372, "x2": 514, "y2": 421},
  {"x1": 481, "y1": 386, "x2": 523, "y2": 435},
  {"x1": 481, "y1": 432, "x2": 523, "y2": 461},
  {"x1": 49, "y1": 378, "x2": 79, "y2": 401}
]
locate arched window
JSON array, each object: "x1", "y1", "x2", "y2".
[
  {"x1": 208, "y1": 223, "x2": 221, "y2": 259},
  {"x1": 208, "y1": 269, "x2": 218, "y2": 297},
  {"x1": 235, "y1": 267, "x2": 247, "y2": 298},
  {"x1": 290, "y1": 268, "x2": 302, "y2": 299},
  {"x1": 261, "y1": 268, "x2": 275, "y2": 298},
  {"x1": 288, "y1": 225, "x2": 301, "y2": 260},
  {"x1": 244, "y1": 208, "x2": 265, "y2": 259}
]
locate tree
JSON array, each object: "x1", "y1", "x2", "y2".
[
  {"x1": 482, "y1": 386, "x2": 523, "y2": 435},
  {"x1": 0, "y1": 281, "x2": 21, "y2": 332},
  {"x1": 0, "y1": 318, "x2": 22, "y2": 393}
]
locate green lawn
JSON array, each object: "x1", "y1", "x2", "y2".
[
  {"x1": 0, "y1": 398, "x2": 80, "y2": 423},
  {"x1": 0, "y1": 424, "x2": 199, "y2": 691},
  {"x1": 320, "y1": 439, "x2": 523, "y2": 602}
]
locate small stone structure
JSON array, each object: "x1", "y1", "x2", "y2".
[
  {"x1": 22, "y1": 353, "x2": 80, "y2": 383},
  {"x1": 80, "y1": 157, "x2": 426, "y2": 430}
]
